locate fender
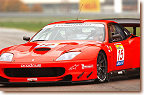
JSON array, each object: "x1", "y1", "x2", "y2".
[{"x1": 100, "y1": 44, "x2": 114, "y2": 73}]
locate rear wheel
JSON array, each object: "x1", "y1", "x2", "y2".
[{"x1": 96, "y1": 51, "x2": 109, "y2": 83}]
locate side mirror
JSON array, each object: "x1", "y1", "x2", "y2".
[{"x1": 23, "y1": 36, "x2": 30, "y2": 41}]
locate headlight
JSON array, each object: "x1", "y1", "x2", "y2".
[
  {"x1": 0, "y1": 53, "x2": 14, "y2": 62},
  {"x1": 56, "y1": 52, "x2": 81, "y2": 61}
]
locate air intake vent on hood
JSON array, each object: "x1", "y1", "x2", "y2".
[{"x1": 35, "y1": 48, "x2": 51, "y2": 51}]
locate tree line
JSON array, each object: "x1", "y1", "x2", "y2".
[{"x1": 0, "y1": 0, "x2": 43, "y2": 12}]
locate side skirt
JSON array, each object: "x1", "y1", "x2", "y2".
[{"x1": 108, "y1": 68, "x2": 140, "y2": 79}]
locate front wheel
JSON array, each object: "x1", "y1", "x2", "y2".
[{"x1": 96, "y1": 51, "x2": 109, "y2": 83}]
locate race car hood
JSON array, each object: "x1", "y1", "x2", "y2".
[{"x1": 1, "y1": 40, "x2": 102, "y2": 62}]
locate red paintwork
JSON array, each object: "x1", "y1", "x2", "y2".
[{"x1": 0, "y1": 20, "x2": 140, "y2": 83}]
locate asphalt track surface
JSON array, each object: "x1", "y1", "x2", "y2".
[{"x1": 0, "y1": 28, "x2": 140, "y2": 92}]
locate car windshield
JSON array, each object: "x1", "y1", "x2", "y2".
[{"x1": 30, "y1": 23, "x2": 105, "y2": 42}]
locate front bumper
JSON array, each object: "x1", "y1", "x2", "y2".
[{"x1": 0, "y1": 60, "x2": 97, "y2": 83}]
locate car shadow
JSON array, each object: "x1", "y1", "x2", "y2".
[{"x1": 0, "y1": 75, "x2": 140, "y2": 88}]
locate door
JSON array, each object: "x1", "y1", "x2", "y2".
[{"x1": 107, "y1": 23, "x2": 133, "y2": 71}]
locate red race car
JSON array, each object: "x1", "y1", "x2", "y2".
[{"x1": 0, "y1": 19, "x2": 140, "y2": 84}]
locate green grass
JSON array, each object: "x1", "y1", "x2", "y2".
[
  {"x1": 0, "y1": 17, "x2": 74, "y2": 32},
  {"x1": 0, "y1": 17, "x2": 141, "y2": 36},
  {"x1": 0, "y1": 22, "x2": 51, "y2": 32}
]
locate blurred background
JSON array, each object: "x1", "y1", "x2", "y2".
[{"x1": 0, "y1": 0, "x2": 140, "y2": 32}]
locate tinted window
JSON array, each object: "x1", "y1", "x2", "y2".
[{"x1": 108, "y1": 23, "x2": 127, "y2": 42}]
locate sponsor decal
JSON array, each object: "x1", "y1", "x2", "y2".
[
  {"x1": 81, "y1": 64, "x2": 93, "y2": 69},
  {"x1": 54, "y1": 24, "x2": 104, "y2": 27},
  {"x1": 43, "y1": 24, "x2": 104, "y2": 28},
  {"x1": 21, "y1": 64, "x2": 41, "y2": 68},
  {"x1": 106, "y1": 45, "x2": 112, "y2": 52},
  {"x1": 109, "y1": 46, "x2": 112, "y2": 51},
  {"x1": 69, "y1": 64, "x2": 79, "y2": 70},
  {"x1": 115, "y1": 44, "x2": 124, "y2": 66},
  {"x1": 35, "y1": 43, "x2": 60, "y2": 48},
  {"x1": 27, "y1": 78, "x2": 37, "y2": 82}
]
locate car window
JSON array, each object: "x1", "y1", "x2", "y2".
[
  {"x1": 125, "y1": 27, "x2": 140, "y2": 36},
  {"x1": 108, "y1": 23, "x2": 127, "y2": 42},
  {"x1": 31, "y1": 23, "x2": 105, "y2": 42},
  {"x1": 121, "y1": 27, "x2": 131, "y2": 38}
]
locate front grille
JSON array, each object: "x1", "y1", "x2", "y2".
[
  {"x1": 0, "y1": 76, "x2": 9, "y2": 82},
  {"x1": 4, "y1": 68, "x2": 65, "y2": 77}
]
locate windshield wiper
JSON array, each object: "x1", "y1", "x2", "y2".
[{"x1": 32, "y1": 40, "x2": 48, "y2": 42}]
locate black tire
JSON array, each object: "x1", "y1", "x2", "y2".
[{"x1": 96, "y1": 51, "x2": 109, "y2": 83}]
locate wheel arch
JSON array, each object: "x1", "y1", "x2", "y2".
[
  {"x1": 98, "y1": 50, "x2": 107, "y2": 61},
  {"x1": 98, "y1": 49, "x2": 111, "y2": 73},
  {"x1": 96, "y1": 49, "x2": 109, "y2": 82}
]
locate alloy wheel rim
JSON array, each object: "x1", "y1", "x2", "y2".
[{"x1": 97, "y1": 53, "x2": 107, "y2": 82}]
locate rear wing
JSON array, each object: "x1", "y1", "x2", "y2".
[{"x1": 102, "y1": 18, "x2": 140, "y2": 35}]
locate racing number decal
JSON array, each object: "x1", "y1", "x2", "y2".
[{"x1": 115, "y1": 44, "x2": 124, "y2": 66}]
